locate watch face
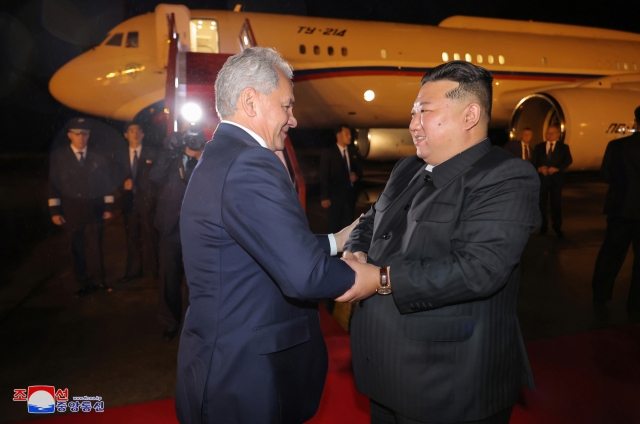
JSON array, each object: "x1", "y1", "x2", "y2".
[{"x1": 376, "y1": 287, "x2": 392, "y2": 295}]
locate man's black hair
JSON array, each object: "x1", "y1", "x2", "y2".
[
  {"x1": 333, "y1": 123, "x2": 350, "y2": 136},
  {"x1": 124, "y1": 121, "x2": 143, "y2": 133},
  {"x1": 421, "y1": 60, "x2": 494, "y2": 121},
  {"x1": 634, "y1": 106, "x2": 640, "y2": 122}
]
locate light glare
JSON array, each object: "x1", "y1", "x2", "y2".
[
  {"x1": 364, "y1": 90, "x2": 375, "y2": 101},
  {"x1": 181, "y1": 102, "x2": 203, "y2": 123}
]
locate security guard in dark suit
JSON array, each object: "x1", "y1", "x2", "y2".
[
  {"x1": 592, "y1": 106, "x2": 640, "y2": 316},
  {"x1": 531, "y1": 125, "x2": 573, "y2": 237},
  {"x1": 320, "y1": 124, "x2": 362, "y2": 233},
  {"x1": 48, "y1": 118, "x2": 115, "y2": 296},
  {"x1": 114, "y1": 122, "x2": 159, "y2": 283},
  {"x1": 150, "y1": 125, "x2": 205, "y2": 340}
]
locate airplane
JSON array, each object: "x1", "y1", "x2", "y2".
[{"x1": 48, "y1": 4, "x2": 640, "y2": 169}]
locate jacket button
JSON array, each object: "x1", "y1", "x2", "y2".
[
  {"x1": 404, "y1": 205, "x2": 410, "y2": 211},
  {"x1": 381, "y1": 233, "x2": 390, "y2": 240},
  {"x1": 424, "y1": 175, "x2": 432, "y2": 182}
]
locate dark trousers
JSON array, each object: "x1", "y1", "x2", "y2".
[
  {"x1": 68, "y1": 223, "x2": 104, "y2": 287},
  {"x1": 157, "y1": 230, "x2": 185, "y2": 330},
  {"x1": 370, "y1": 399, "x2": 513, "y2": 424},
  {"x1": 539, "y1": 176, "x2": 563, "y2": 232},
  {"x1": 123, "y1": 209, "x2": 158, "y2": 277},
  {"x1": 592, "y1": 217, "x2": 640, "y2": 311},
  {"x1": 326, "y1": 191, "x2": 355, "y2": 234}
]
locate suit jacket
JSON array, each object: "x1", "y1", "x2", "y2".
[
  {"x1": 503, "y1": 140, "x2": 533, "y2": 163},
  {"x1": 320, "y1": 144, "x2": 362, "y2": 202},
  {"x1": 345, "y1": 139, "x2": 540, "y2": 423},
  {"x1": 531, "y1": 141, "x2": 573, "y2": 185},
  {"x1": 114, "y1": 145, "x2": 158, "y2": 214},
  {"x1": 48, "y1": 145, "x2": 114, "y2": 227},
  {"x1": 175, "y1": 123, "x2": 354, "y2": 424},
  {"x1": 149, "y1": 145, "x2": 197, "y2": 238},
  {"x1": 601, "y1": 132, "x2": 640, "y2": 219}
]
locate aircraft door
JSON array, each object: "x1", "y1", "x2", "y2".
[
  {"x1": 155, "y1": 4, "x2": 191, "y2": 68},
  {"x1": 190, "y1": 19, "x2": 220, "y2": 53}
]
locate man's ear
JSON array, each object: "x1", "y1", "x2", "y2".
[
  {"x1": 239, "y1": 87, "x2": 258, "y2": 117},
  {"x1": 462, "y1": 102, "x2": 481, "y2": 130}
]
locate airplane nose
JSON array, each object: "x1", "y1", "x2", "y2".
[{"x1": 49, "y1": 59, "x2": 84, "y2": 112}]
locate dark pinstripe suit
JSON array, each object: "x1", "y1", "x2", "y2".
[{"x1": 345, "y1": 139, "x2": 540, "y2": 423}]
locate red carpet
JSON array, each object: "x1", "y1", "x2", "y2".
[{"x1": 19, "y1": 312, "x2": 640, "y2": 424}]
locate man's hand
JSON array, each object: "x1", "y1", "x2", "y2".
[
  {"x1": 342, "y1": 250, "x2": 367, "y2": 263},
  {"x1": 335, "y1": 258, "x2": 379, "y2": 302},
  {"x1": 537, "y1": 166, "x2": 549, "y2": 176},
  {"x1": 123, "y1": 178, "x2": 133, "y2": 190},
  {"x1": 51, "y1": 215, "x2": 66, "y2": 226},
  {"x1": 548, "y1": 166, "x2": 559, "y2": 175},
  {"x1": 103, "y1": 211, "x2": 113, "y2": 220},
  {"x1": 321, "y1": 199, "x2": 331, "y2": 209},
  {"x1": 350, "y1": 172, "x2": 358, "y2": 183},
  {"x1": 334, "y1": 215, "x2": 362, "y2": 252}
]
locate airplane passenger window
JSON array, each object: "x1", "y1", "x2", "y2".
[
  {"x1": 105, "y1": 33, "x2": 123, "y2": 46},
  {"x1": 126, "y1": 32, "x2": 139, "y2": 48},
  {"x1": 342, "y1": 47, "x2": 348, "y2": 56},
  {"x1": 442, "y1": 52, "x2": 449, "y2": 61},
  {"x1": 488, "y1": 55, "x2": 494, "y2": 64},
  {"x1": 300, "y1": 45, "x2": 306, "y2": 54},
  {"x1": 328, "y1": 46, "x2": 334, "y2": 56},
  {"x1": 498, "y1": 55, "x2": 505, "y2": 65},
  {"x1": 465, "y1": 53, "x2": 471, "y2": 62},
  {"x1": 313, "y1": 45, "x2": 320, "y2": 55},
  {"x1": 453, "y1": 53, "x2": 460, "y2": 60},
  {"x1": 381, "y1": 49, "x2": 387, "y2": 59},
  {"x1": 615, "y1": 62, "x2": 620, "y2": 70},
  {"x1": 634, "y1": 63, "x2": 637, "y2": 70},
  {"x1": 476, "y1": 54, "x2": 483, "y2": 63},
  {"x1": 624, "y1": 63, "x2": 628, "y2": 70}
]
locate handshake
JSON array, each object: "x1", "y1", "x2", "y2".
[{"x1": 332, "y1": 217, "x2": 386, "y2": 303}]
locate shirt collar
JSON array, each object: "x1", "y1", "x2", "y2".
[
  {"x1": 69, "y1": 144, "x2": 86, "y2": 154},
  {"x1": 428, "y1": 138, "x2": 492, "y2": 188},
  {"x1": 129, "y1": 145, "x2": 142, "y2": 153},
  {"x1": 337, "y1": 143, "x2": 347, "y2": 153},
  {"x1": 220, "y1": 120, "x2": 268, "y2": 149}
]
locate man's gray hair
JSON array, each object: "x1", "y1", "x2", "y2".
[{"x1": 215, "y1": 47, "x2": 293, "y2": 119}]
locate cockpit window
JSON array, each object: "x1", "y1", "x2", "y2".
[
  {"x1": 126, "y1": 32, "x2": 139, "y2": 48},
  {"x1": 105, "y1": 33, "x2": 123, "y2": 46}
]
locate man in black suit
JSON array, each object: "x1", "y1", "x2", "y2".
[
  {"x1": 531, "y1": 125, "x2": 573, "y2": 237},
  {"x1": 503, "y1": 127, "x2": 533, "y2": 163},
  {"x1": 149, "y1": 125, "x2": 205, "y2": 341},
  {"x1": 320, "y1": 124, "x2": 362, "y2": 233},
  {"x1": 592, "y1": 106, "x2": 640, "y2": 317},
  {"x1": 114, "y1": 123, "x2": 159, "y2": 283},
  {"x1": 341, "y1": 61, "x2": 540, "y2": 424},
  {"x1": 48, "y1": 118, "x2": 115, "y2": 296}
]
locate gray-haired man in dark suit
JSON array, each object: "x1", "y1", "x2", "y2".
[{"x1": 341, "y1": 61, "x2": 541, "y2": 424}]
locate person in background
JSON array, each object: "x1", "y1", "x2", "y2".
[
  {"x1": 149, "y1": 122, "x2": 205, "y2": 341},
  {"x1": 592, "y1": 106, "x2": 640, "y2": 319},
  {"x1": 320, "y1": 123, "x2": 362, "y2": 233},
  {"x1": 114, "y1": 122, "x2": 159, "y2": 284},
  {"x1": 531, "y1": 125, "x2": 573, "y2": 237},
  {"x1": 503, "y1": 127, "x2": 533, "y2": 163},
  {"x1": 48, "y1": 118, "x2": 114, "y2": 297}
]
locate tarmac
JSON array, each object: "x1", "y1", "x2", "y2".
[{"x1": 1, "y1": 156, "x2": 637, "y2": 423}]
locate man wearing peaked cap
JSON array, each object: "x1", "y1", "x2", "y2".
[{"x1": 48, "y1": 117, "x2": 116, "y2": 297}]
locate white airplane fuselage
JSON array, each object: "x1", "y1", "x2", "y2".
[{"x1": 49, "y1": 6, "x2": 640, "y2": 168}]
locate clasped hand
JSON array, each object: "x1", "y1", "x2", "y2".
[{"x1": 336, "y1": 251, "x2": 380, "y2": 303}]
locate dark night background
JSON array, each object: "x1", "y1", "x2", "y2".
[
  {"x1": 0, "y1": 0, "x2": 638, "y2": 276},
  {"x1": 0, "y1": 0, "x2": 638, "y2": 154}
]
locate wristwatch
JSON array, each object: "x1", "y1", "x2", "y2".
[{"x1": 376, "y1": 266, "x2": 392, "y2": 295}]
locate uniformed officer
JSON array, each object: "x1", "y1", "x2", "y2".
[{"x1": 48, "y1": 118, "x2": 115, "y2": 296}]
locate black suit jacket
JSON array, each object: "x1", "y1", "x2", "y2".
[
  {"x1": 320, "y1": 144, "x2": 362, "y2": 201},
  {"x1": 114, "y1": 145, "x2": 159, "y2": 214},
  {"x1": 503, "y1": 140, "x2": 532, "y2": 163},
  {"x1": 345, "y1": 139, "x2": 540, "y2": 423},
  {"x1": 601, "y1": 132, "x2": 640, "y2": 219},
  {"x1": 531, "y1": 141, "x2": 573, "y2": 185},
  {"x1": 48, "y1": 145, "x2": 114, "y2": 227},
  {"x1": 175, "y1": 123, "x2": 354, "y2": 424},
  {"x1": 149, "y1": 145, "x2": 197, "y2": 237}
]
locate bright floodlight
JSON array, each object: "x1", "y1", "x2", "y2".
[
  {"x1": 364, "y1": 90, "x2": 375, "y2": 101},
  {"x1": 181, "y1": 103, "x2": 202, "y2": 123}
]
